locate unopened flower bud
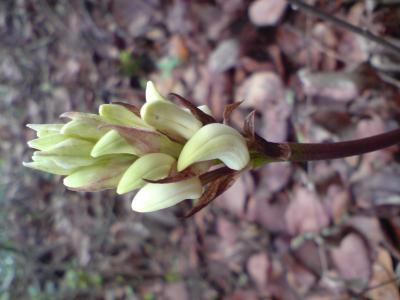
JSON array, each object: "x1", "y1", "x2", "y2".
[
  {"x1": 177, "y1": 123, "x2": 250, "y2": 171},
  {"x1": 23, "y1": 157, "x2": 76, "y2": 175},
  {"x1": 141, "y1": 100, "x2": 202, "y2": 141},
  {"x1": 63, "y1": 155, "x2": 135, "y2": 191},
  {"x1": 32, "y1": 138, "x2": 97, "y2": 169},
  {"x1": 61, "y1": 119, "x2": 109, "y2": 141},
  {"x1": 28, "y1": 134, "x2": 69, "y2": 151},
  {"x1": 99, "y1": 104, "x2": 149, "y2": 128},
  {"x1": 117, "y1": 153, "x2": 175, "y2": 194},
  {"x1": 131, "y1": 177, "x2": 202, "y2": 212},
  {"x1": 27, "y1": 124, "x2": 63, "y2": 137},
  {"x1": 145, "y1": 81, "x2": 168, "y2": 103},
  {"x1": 91, "y1": 130, "x2": 137, "y2": 157}
]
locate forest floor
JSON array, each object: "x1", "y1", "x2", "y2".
[{"x1": 1, "y1": 1, "x2": 400, "y2": 299}]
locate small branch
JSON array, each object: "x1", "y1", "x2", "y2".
[
  {"x1": 286, "y1": 0, "x2": 400, "y2": 55},
  {"x1": 286, "y1": 128, "x2": 400, "y2": 162}
]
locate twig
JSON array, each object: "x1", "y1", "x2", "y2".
[{"x1": 286, "y1": 0, "x2": 400, "y2": 55}]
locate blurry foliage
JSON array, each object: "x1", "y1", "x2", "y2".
[
  {"x1": 119, "y1": 50, "x2": 140, "y2": 77},
  {"x1": 64, "y1": 269, "x2": 103, "y2": 290},
  {"x1": 157, "y1": 56, "x2": 181, "y2": 79}
]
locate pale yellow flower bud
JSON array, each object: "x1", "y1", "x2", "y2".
[
  {"x1": 22, "y1": 158, "x2": 75, "y2": 176},
  {"x1": 60, "y1": 119, "x2": 109, "y2": 141},
  {"x1": 99, "y1": 104, "x2": 149, "y2": 128},
  {"x1": 27, "y1": 124, "x2": 63, "y2": 137},
  {"x1": 63, "y1": 155, "x2": 135, "y2": 191},
  {"x1": 32, "y1": 138, "x2": 96, "y2": 169},
  {"x1": 141, "y1": 100, "x2": 202, "y2": 141},
  {"x1": 91, "y1": 130, "x2": 137, "y2": 157},
  {"x1": 131, "y1": 177, "x2": 202, "y2": 212},
  {"x1": 145, "y1": 81, "x2": 168, "y2": 103},
  {"x1": 117, "y1": 153, "x2": 175, "y2": 194},
  {"x1": 27, "y1": 134, "x2": 69, "y2": 151},
  {"x1": 177, "y1": 123, "x2": 250, "y2": 171}
]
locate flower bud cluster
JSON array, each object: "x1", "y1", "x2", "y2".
[{"x1": 24, "y1": 82, "x2": 250, "y2": 213}]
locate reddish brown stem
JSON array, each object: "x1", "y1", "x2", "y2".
[{"x1": 285, "y1": 128, "x2": 400, "y2": 162}]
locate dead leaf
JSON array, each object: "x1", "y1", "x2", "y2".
[
  {"x1": 285, "y1": 186, "x2": 329, "y2": 235},
  {"x1": 224, "y1": 289, "x2": 259, "y2": 300},
  {"x1": 247, "y1": 192, "x2": 289, "y2": 232},
  {"x1": 208, "y1": 39, "x2": 240, "y2": 73},
  {"x1": 247, "y1": 252, "x2": 269, "y2": 289},
  {"x1": 236, "y1": 71, "x2": 284, "y2": 110},
  {"x1": 248, "y1": 0, "x2": 287, "y2": 26},
  {"x1": 216, "y1": 175, "x2": 248, "y2": 217},
  {"x1": 298, "y1": 69, "x2": 361, "y2": 102},
  {"x1": 366, "y1": 247, "x2": 400, "y2": 300},
  {"x1": 164, "y1": 282, "x2": 189, "y2": 300},
  {"x1": 331, "y1": 233, "x2": 371, "y2": 292}
]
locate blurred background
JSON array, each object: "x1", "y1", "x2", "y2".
[{"x1": 1, "y1": 0, "x2": 400, "y2": 299}]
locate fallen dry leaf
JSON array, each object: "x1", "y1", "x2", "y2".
[
  {"x1": 236, "y1": 71, "x2": 284, "y2": 110},
  {"x1": 164, "y1": 282, "x2": 189, "y2": 300},
  {"x1": 285, "y1": 186, "x2": 330, "y2": 235},
  {"x1": 366, "y1": 247, "x2": 400, "y2": 300},
  {"x1": 331, "y1": 233, "x2": 371, "y2": 292},
  {"x1": 248, "y1": 0, "x2": 287, "y2": 26},
  {"x1": 208, "y1": 39, "x2": 240, "y2": 73},
  {"x1": 224, "y1": 289, "x2": 259, "y2": 300},
  {"x1": 247, "y1": 252, "x2": 269, "y2": 289}
]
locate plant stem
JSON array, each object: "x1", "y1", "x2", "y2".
[
  {"x1": 285, "y1": 128, "x2": 400, "y2": 161},
  {"x1": 286, "y1": 0, "x2": 400, "y2": 55}
]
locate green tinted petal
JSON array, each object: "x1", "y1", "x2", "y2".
[
  {"x1": 145, "y1": 81, "x2": 169, "y2": 103},
  {"x1": 117, "y1": 153, "x2": 175, "y2": 194},
  {"x1": 91, "y1": 130, "x2": 137, "y2": 157},
  {"x1": 99, "y1": 104, "x2": 149, "y2": 128},
  {"x1": 141, "y1": 100, "x2": 202, "y2": 141},
  {"x1": 23, "y1": 160, "x2": 76, "y2": 175},
  {"x1": 28, "y1": 134, "x2": 69, "y2": 151},
  {"x1": 131, "y1": 177, "x2": 202, "y2": 212},
  {"x1": 63, "y1": 156, "x2": 135, "y2": 191},
  {"x1": 61, "y1": 119, "x2": 109, "y2": 140},
  {"x1": 27, "y1": 124, "x2": 63, "y2": 137},
  {"x1": 177, "y1": 123, "x2": 249, "y2": 171},
  {"x1": 38, "y1": 138, "x2": 94, "y2": 157}
]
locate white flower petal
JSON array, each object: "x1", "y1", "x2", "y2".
[
  {"x1": 141, "y1": 100, "x2": 202, "y2": 141},
  {"x1": 117, "y1": 153, "x2": 175, "y2": 194},
  {"x1": 145, "y1": 81, "x2": 168, "y2": 103},
  {"x1": 131, "y1": 177, "x2": 202, "y2": 212},
  {"x1": 177, "y1": 123, "x2": 249, "y2": 171}
]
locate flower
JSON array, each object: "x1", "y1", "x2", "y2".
[
  {"x1": 131, "y1": 177, "x2": 203, "y2": 212},
  {"x1": 24, "y1": 81, "x2": 250, "y2": 215},
  {"x1": 177, "y1": 123, "x2": 250, "y2": 171},
  {"x1": 117, "y1": 153, "x2": 176, "y2": 194}
]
